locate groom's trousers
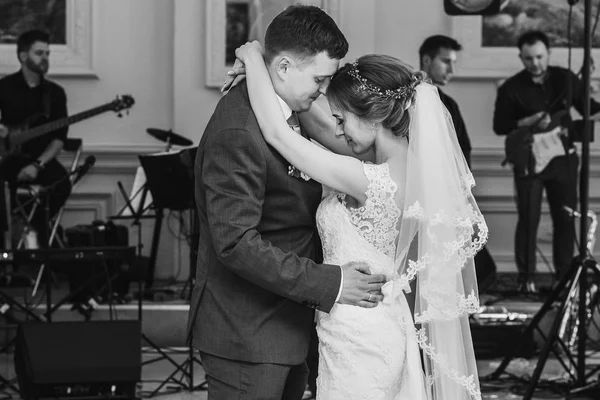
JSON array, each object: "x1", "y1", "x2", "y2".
[{"x1": 199, "y1": 351, "x2": 309, "y2": 400}]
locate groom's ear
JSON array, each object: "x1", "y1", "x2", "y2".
[{"x1": 274, "y1": 56, "x2": 292, "y2": 81}]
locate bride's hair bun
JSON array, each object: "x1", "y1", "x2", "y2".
[
  {"x1": 328, "y1": 55, "x2": 427, "y2": 138},
  {"x1": 410, "y1": 71, "x2": 427, "y2": 89}
]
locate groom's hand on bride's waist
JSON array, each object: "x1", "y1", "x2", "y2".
[{"x1": 338, "y1": 262, "x2": 387, "y2": 309}]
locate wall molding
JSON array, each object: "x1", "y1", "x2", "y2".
[
  {"x1": 62, "y1": 143, "x2": 600, "y2": 187},
  {"x1": 57, "y1": 144, "x2": 167, "y2": 175},
  {"x1": 63, "y1": 192, "x2": 114, "y2": 221},
  {"x1": 57, "y1": 145, "x2": 187, "y2": 280},
  {"x1": 58, "y1": 145, "x2": 598, "y2": 277},
  {"x1": 475, "y1": 194, "x2": 600, "y2": 213},
  {"x1": 471, "y1": 147, "x2": 600, "y2": 177}
]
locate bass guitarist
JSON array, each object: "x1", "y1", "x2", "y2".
[
  {"x1": 493, "y1": 30, "x2": 600, "y2": 293},
  {"x1": 0, "y1": 30, "x2": 71, "y2": 249}
]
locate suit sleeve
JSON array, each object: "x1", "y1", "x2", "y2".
[{"x1": 201, "y1": 128, "x2": 341, "y2": 312}]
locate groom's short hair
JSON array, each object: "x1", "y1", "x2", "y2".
[{"x1": 264, "y1": 4, "x2": 348, "y2": 64}]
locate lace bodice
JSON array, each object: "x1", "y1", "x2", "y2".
[
  {"x1": 316, "y1": 163, "x2": 401, "y2": 274},
  {"x1": 315, "y1": 163, "x2": 428, "y2": 400}
]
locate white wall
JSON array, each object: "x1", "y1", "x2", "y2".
[
  {"x1": 58, "y1": 0, "x2": 175, "y2": 148},
  {"x1": 51, "y1": 0, "x2": 184, "y2": 281},
  {"x1": 18, "y1": 0, "x2": 600, "y2": 280}
]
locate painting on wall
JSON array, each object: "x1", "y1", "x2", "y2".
[
  {"x1": 225, "y1": 2, "x2": 251, "y2": 65},
  {"x1": 0, "y1": 0, "x2": 94, "y2": 77},
  {"x1": 452, "y1": 0, "x2": 600, "y2": 78},
  {"x1": 206, "y1": 0, "x2": 341, "y2": 87},
  {"x1": 482, "y1": 0, "x2": 600, "y2": 48},
  {"x1": 0, "y1": 0, "x2": 66, "y2": 44}
]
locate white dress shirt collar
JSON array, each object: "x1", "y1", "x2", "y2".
[{"x1": 276, "y1": 94, "x2": 293, "y2": 121}]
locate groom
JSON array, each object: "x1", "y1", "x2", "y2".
[{"x1": 187, "y1": 4, "x2": 387, "y2": 400}]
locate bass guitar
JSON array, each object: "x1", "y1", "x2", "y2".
[{"x1": 0, "y1": 94, "x2": 135, "y2": 173}]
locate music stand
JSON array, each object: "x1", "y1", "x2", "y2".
[
  {"x1": 137, "y1": 149, "x2": 206, "y2": 397},
  {"x1": 138, "y1": 152, "x2": 194, "y2": 212},
  {"x1": 111, "y1": 167, "x2": 164, "y2": 300}
]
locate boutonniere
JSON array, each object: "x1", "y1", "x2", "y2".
[{"x1": 288, "y1": 165, "x2": 311, "y2": 181}]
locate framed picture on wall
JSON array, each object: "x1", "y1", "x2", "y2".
[
  {"x1": 0, "y1": 0, "x2": 95, "y2": 77},
  {"x1": 452, "y1": 0, "x2": 600, "y2": 79},
  {"x1": 205, "y1": 0, "x2": 341, "y2": 88}
]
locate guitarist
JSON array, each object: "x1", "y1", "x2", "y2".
[
  {"x1": 0, "y1": 30, "x2": 71, "y2": 249},
  {"x1": 493, "y1": 30, "x2": 600, "y2": 293}
]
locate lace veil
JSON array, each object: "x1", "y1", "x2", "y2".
[{"x1": 390, "y1": 82, "x2": 488, "y2": 400}]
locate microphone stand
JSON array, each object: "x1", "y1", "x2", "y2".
[{"x1": 11, "y1": 163, "x2": 87, "y2": 219}]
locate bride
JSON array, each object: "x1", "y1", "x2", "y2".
[{"x1": 229, "y1": 41, "x2": 488, "y2": 400}]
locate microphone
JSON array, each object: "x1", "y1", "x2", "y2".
[{"x1": 73, "y1": 155, "x2": 96, "y2": 185}]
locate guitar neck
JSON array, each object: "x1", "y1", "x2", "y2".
[{"x1": 13, "y1": 103, "x2": 114, "y2": 145}]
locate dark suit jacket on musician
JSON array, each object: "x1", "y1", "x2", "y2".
[{"x1": 186, "y1": 81, "x2": 341, "y2": 365}]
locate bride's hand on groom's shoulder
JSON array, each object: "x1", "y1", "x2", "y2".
[
  {"x1": 338, "y1": 262, "x2": 387, "y2": 309},
  {"x1": 235, "y1": 40, "x2": 263, "y2": 62},
  {"x1": 222, "y1": 41, "x2": 263, "y2": 93},
  {"x1": 221, "y1": 58, "x2": 246, "y2": 93}
]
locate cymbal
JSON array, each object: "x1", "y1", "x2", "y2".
[{"x1": 146, "y1": 128, "x2": 193, "y2": 147}]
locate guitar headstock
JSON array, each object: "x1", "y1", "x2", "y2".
[{"x1": 109, "y1": 95, "x2": 135, "y2": 113}]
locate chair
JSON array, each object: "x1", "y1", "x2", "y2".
[{"x1": 12, "y1": 138, "x2": 83, "y2": 250}]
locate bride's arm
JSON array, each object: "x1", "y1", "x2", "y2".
[
  {"x1": 299, "y1": 103, "x2": 375, "y2": 161},
  {"x1": 221, "y1": 60, "x2": 373, "y2": 161},
  {"x1": 239, "y1": 42, "x2": 369, "y2": 202}
]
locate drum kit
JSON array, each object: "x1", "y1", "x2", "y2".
[{"x1": 145, "y1": 127, "x2": 193, "y2": 151}]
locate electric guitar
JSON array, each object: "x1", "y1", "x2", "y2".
[
  {"x1": 0, "y1": 94, "x2": 135, "y2": 173},
  {"x1": 504, "y1": 110, "x2": 569, "y2": 176}
]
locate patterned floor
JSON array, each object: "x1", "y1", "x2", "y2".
[
  {"x1": 0, "y1": 274, "x2": 599, "y2": 399},
  {"x1": 0, "y1": 352, "x2": 596, "y2": 399}
]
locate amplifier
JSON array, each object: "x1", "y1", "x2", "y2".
[{"x1": 470, "y1": 306, "x2": 536, "y2": 359}]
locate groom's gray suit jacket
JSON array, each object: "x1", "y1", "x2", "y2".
[{"x1": 187, "y1": 81, "x2": 341, "y2": 365}]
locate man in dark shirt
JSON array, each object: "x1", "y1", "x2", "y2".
[
  {"x1": 493, "y1": 30, "x2": 600, "y2": 292},
  {"x1": 0, "y1": 29, "x2": 71, "y2": 247},
  {"x1": 419, "y1": 34, "x2": 472, "y2": 166}
]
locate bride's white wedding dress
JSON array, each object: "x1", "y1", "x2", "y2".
[{"x1": 315, "y1": 163, "x2": 427, "y2": 400}]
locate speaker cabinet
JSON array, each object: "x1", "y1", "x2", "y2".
[{"x1": 15, "y1": 320, "x2": 141, "y2": 400}]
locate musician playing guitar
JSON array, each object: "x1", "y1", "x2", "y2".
[
  {"x1": 0, "y1": 30, "x2": 71, "y2": 249},
  {"x1": 493, "y1": 30, "x2": 600, "y2": 293}
]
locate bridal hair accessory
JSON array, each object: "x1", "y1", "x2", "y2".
[{"x1": 348, "y1": 61, "x2": 416, "y2": 100}]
